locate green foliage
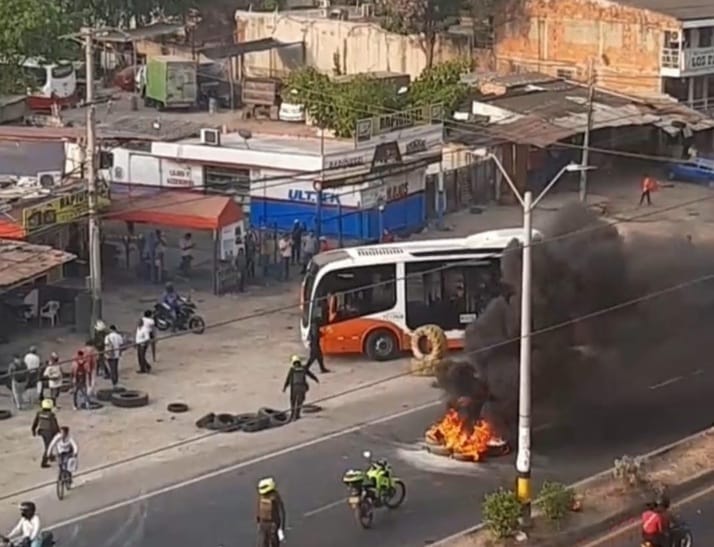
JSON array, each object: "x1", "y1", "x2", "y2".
[
  {"x1": 482, "y1": 488, "x2": 521, "y2": 539},
  {"x1": 62, "y1": 0, "x2": 194, "y2": 27},
  {"x1": 538, "y1": 481, "x2": 574, "y2": 524},
  {"x1": 613, "y1": 455, "x2": 647, "y2": 487},
  {"x1": 407, "y1": 58, "x2": 470, "y2": 113},
  {"x1": 283, "y1": 67, "x2": 401, "y2": 138}
]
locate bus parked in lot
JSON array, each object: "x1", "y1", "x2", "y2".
[
  {"x1": 300, "y1": 228, "x2": 536, "y2": 361},
  {"x1": 21, "y1": 59, "x2": 78, "y2": 110}
]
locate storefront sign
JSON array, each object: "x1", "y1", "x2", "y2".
[
  {"x1": 22, "y1": 187, "x2": 111, "y2": 233},
  {"x1": 405, "y1": 139, "x2": 427, "y2": 155},
  {"x1": 163, "y1": 163, "x2": 195, "y2": 187},
  {"x1": 288, "y1": 189, "x2": 341, "y2": 204},
  {"x1": 325, "y1": 155, "x2": 366, "y2": 170},
  {"x1": 371, "y1": 142, "x2": 402, "y2": 171},
  {"x1": 355, "y1": 104, "x2": 444, "y2": 145},
  {"x1": 684, "y1": 47, "x2": 714, "y2": 74}
]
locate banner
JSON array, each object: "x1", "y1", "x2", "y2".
[{"x1": 22, "y1": 186, "x2": 110, "y2": 233}]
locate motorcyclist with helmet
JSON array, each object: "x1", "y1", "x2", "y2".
[
  {"x1": 161, "y1": 283, "x2": 182, "y2": 329},
  {"x1": 641, "y1": 493, "x2": 671, "y2": 547},
  {"x1": 256, "y1": 477, "x2": 286, "y2": 547},
  {"x1": 2, "y1": 501, "x2": 42, "y2": 547}
]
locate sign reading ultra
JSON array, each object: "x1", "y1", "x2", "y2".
[
  {"x1": 22, "y1": 186, "x2": 111, "y2": 232},
  {"x1": 254, "y1": 177, "x2": 361, "y2": 207}
]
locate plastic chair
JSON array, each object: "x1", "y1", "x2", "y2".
[{"x1": 39, "y1": 300, "x2": 61, "y2": 327}]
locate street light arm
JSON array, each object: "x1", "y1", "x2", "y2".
[
  {"x1": 532, "y1": 165, "x2": 570, "y2": 209},
  {"x1": 488, "y1": 153, "x2": 525, "y2": 208}
]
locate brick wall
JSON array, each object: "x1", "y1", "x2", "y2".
[{"x1": 494, "y1": 0, "x2": 681, "y2": 97}]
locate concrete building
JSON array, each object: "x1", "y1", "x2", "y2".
[{"x1": 494, "y1": 0, "x2": 714, "y2": 112}]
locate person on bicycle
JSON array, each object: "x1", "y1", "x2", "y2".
[
  {"x1": 3, "y1": 501, "x2": 42, "y2": 547},
  {"x1": 47, "y1": 426, "x2": 78, "y2": 483},
  {"x1": 256, "y1": 477, "x2": 286, "y2": 547}
]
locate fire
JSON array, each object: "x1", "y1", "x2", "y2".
[{"x1": 426, "y1": 409, "x2": 502, "y2": 461}]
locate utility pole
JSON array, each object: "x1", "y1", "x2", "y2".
[
  {"x1": 84, "y1": 28, "x2": 103, "y2": 329},
  {"x1": 579, "y1": 58, "x2": 595, "y2": 202}
]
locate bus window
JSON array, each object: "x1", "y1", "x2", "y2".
[
  {"x1": 406, "y1": 260, "x2": 501, "y2": 330},
  {"x1": 51, "y1": 63, "x2": 74, "y2": 79},
  {"x1": 317, "y1": 264, "x2": 396, "y2": 324}
]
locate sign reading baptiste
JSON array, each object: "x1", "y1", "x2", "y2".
[
  {"x1": 355, "y1": 104, "x2": 444, "y2": 146},
  {"x1": 22, "y1": 186, "x2": 111, "y2": 232}
]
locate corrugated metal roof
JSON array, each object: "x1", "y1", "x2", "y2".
[
  {"x1": 615, "y1": 0, "x2": 714, "y2": 20},
  {"x1": 0, "y1": 240, "x2": 75, "y2": 290}
]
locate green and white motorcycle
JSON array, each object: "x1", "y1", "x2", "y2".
[{"x1": 341, "y1": 450, "x2": 407, "y2": 529}]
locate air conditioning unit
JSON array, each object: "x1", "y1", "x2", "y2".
[
  {"x1": 200, "y1": 128, "x2": 221, "y2": 146},
  {"x1": 37, "y1": 171, "x2": 62, "y2": 188}
]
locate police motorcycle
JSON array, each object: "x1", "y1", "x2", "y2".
[
  {"x1": 341, "y1": 450, "x2": 406, "y2": 528},
  {"x1": 153, "y1": 294, "x2": 205, "y2": 334}
]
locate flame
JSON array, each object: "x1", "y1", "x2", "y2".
[{"x1": 426, "y1": 409, "x2": 498, "y2": 461}]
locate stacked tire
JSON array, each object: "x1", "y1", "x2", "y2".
[{"x1": 409, "y1": 324, "x2": 448, "y2": 376}]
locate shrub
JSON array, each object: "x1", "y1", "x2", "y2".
[
  {"x1": 538, "y1": 481, "x2": 575, "y2": 524},
  {"x1": 482, "y1": 488, "x2": 522, "y2": 539},
  {"x1": 613, "y1": 455, "x2": 647, "y2": 487}
]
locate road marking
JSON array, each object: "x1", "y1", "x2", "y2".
[
  {"x1": 578, "y1": 479, "x2": 714, "y2": 546},
  {"x1": 303, "y1": 499, "x2": 345, "y2": 518},
  {"x1": 691, "y1": 369, "x2": 704, "y2": 376},
  {"x1": 44, "y1": 399, "x2": 441, "y2": 530},
  {"x1": 649, "y1": 376, "x2": 683, "y2": 390}
]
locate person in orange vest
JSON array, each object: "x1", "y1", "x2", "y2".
[{"x1": 639, "y1": 174, "x2": 658, "y2": 206}]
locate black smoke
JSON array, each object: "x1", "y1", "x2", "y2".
[{"x1": 437, "y1": 202, "x2": 714, "y2": 441}]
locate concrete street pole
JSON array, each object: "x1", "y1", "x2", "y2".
[
  {"x1": 84, "y1": 28, "x2": 103, "y2": 330},
  {"x1": 516, "y1": 190, "x2": 533, "y2": 523}
]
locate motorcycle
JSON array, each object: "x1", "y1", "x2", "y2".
[
  {"x1": 341, "y1": 450, "x2": 407, "y2": 529},
  {"x1": 153, "y1": 296, "x2": 205, "y2": 334},
  {"x1": 641, "y1": 520, "x2": 693, "y2": 547},
  {"x1": 1, "y1": 531, "x2": 56, "y2": 546}
]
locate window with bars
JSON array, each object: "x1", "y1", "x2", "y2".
[{"x1": 204, "y1": 166, "x2": 251, "y2": 213}]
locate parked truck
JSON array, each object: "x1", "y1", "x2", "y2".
[{"x1": 143, "y1": 56, "x2": 198, "y2": 110}]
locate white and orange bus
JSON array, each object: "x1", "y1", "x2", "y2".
[
  {"x1": 300, "y1": 228, "x2": 536, "y2": 361},
  {"x1": 21, "y1": 59, "x2": 78, "y2": 110}
]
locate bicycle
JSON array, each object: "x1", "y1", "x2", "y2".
[{"x1": 55, "y1": 453, "x2": 73, "y2": 501}]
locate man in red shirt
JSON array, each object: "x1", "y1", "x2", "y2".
[
  {"x1": 639, "y1": 174, "x2": 658, "y2": 206},
  {"x1": 72, "y1": 349, "x2": 91, "y2": 410},
  {"x1": 641, "y1": 495, "x2": 670, "y2": 547},
  {"x1": 81, "y1": 340, "x2": 98, "y2": 396}
]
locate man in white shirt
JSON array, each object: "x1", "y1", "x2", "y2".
[
  {"x1": 179, "y1": 232, "x2": 194, "y2": 275},
  {"x1": 23, "y1": 346, "x2": 42, "y2": 404},
  {"x1": 135, "y1": 318, "x2": 152, "y2": 374},
  {"x1": 5, "y1": 501, "x2": 42, "y2": 547},
  {"x1": 278, "y1": 234, "x2": 292, "y2": 281},
  {"x1": 142, "y1": 310, "x2": 157, "y2": 361},
  {"x1": 104, "y1": 325, "x2": 124, "y2": 388}
]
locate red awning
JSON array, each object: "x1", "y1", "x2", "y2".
[
  {"x1": 107, "y1": 191, "x2": 242, "y2": 231},
  {"x1": 0, "y1": 219, "x2": 26, "y2": 239}
]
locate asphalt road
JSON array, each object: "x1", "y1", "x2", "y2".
[
  {"x1": 581, "y1": 483, "x2": 714, "y2": 546},
  {"x1": 47, "y1": 358, "x2": 714, "y2": 547}
]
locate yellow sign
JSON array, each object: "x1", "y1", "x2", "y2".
[{"x1": 22, "y1": 187, "x2": 110, "y2": 233}]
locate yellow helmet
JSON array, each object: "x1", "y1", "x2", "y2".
[
  {"x1": 41, "y1": 399, "x2": 54, "y2": 411},
  {"x1": 258, "y1": 477, "x2": 276, "y2": 495},
  {"x1": 290, "y1": 355, "x2": 302, "y2": 366}
]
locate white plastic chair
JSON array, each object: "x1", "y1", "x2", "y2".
[{"x1": 39, "y1": 300, "x2": 61, "y2": 327}]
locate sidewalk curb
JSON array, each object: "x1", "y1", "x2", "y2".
[{"x1": 430, "y1": 425, "x2": 714, "y2": 546}]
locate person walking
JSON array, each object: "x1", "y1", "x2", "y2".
[
  {"x1": 278, "y1": 234, "x2": 292, "y2": 281},
  {"x1": 72, "y1": 349, "x2": 91, "y2": 410},
  {"x1": 31, "y1": 399, "x2": 60, "y2": 468},
  {"x1": 282, "y1": 356, "x2": 318, "y2": 421},
  {"x1": 81, "y1": 340, "x2": 98, "y2": 397},
  {"x1": 179, "y1": 232, "x2": 194, "y2": 276},
  {"x1": 8, "y1": 355, "x2": 28, "y2": 412},
  {"x1": 246, "y1": 231, "x2": 257, "y2": 281},
  {"x1": 639, "y1": 174, "x2": 658, "y2": 206},
  {"x1": 43, "y1": 353, "x2": 63, "y2": 407},
  {"x1": 104, "y1": 325, "x2": 124, "y2": 388},
  {"x1": 135, "y1": 319, "x2": 152, "y2": 374},
  {"x1": 290, "y1": 220, "x2": 303, "y2": 265},
  {"x1": 23, "y1": 346, "x2": 42, "y2": 406},
  {"x1": 256, "y1": 477, "x2": 286, "y2": 547},
  {"x1": 92, "y1": 320, "x2": 110, "y2": 379},
  {"x1": 305, "y1": 319, "x2": 330, "y2": 373},
  {"x1": 142, "y1": 310, "x2": 157, "y2": 362},
  {"x1": 301, "y1": 232, "x2": 318, "y2": 274},
  {"x1": 235, "y1": 247, "x2": 247, "y2": 292}
]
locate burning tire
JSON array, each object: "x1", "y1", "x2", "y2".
[
  {"x1": 427, "y1": 444, "x2": 452, "y2": 457},
  {"x1": 452, "y1": 453, "x2": 474, "y2": 462},
  {"x1": 411, "y1": 324, "x2": 447, "y2": 361}
]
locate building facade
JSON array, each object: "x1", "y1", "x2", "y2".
[{"x1": 495, "y1": 0, "x2": 714, "y2": 113}]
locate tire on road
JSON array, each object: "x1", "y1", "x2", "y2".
[
  {"x1": 86, "y1": 401, "x2": 104, "y2": 410},
  {"x1": 241, "y1": 415, "x2": 271, "y2": 433},
  {"x1": 96, "y1": 388, "x2": 116, "y2": 402},
  {"x1": 206, "y1": 413, "x2": 239, "y2": 432},
  {"x1": 111, "y1": 389, "x2": 150, "y2": 409},
  {"x1": 452, "y1": 452, "x2": 474, "y2": 462},
  {"x1": 195, "y1": 412, "x2": 215, "y2": 429},
  {"x1": 0, "y1": 409, "x2": 12, "y2": 420},
  {"x1": 258, "y1": 407, "x2": 290, "y2": 427},
  {"x1": 427, "y1": 445, "x2": 452, "y2": 457},
  {"x1": 167, "y1": 402, "x2": 189, "y2": 413},
  {"x1": 410, "y1": 324, "x2": 447, "y2": 361},
  {"x1": 302, "y1": 403, "x2": 323, "y2": 414}
]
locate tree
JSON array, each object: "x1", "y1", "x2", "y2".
[
  {"x1": 61, "y1": 0, "x2": 195, "y2": 28},
  {"x1": 0, "y1": 0, "x2": 74, "y2": 93},
  {"x1": 377, "y1": 0, "x2": 460, "y2": 69},
  {"x1": 407, "y1": 58, "x2": 469, "y2": 114}
]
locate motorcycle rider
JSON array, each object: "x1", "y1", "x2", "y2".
[
  {"x1": 256, "y1": 477, "x2": 286, "y2": 547},
  {"x1": 3, "y1": 501, "x2": 42, "y2": 547},
  {"x1": 161, "y1": 283, "x2": 182, "y2": 329},
  {"x1": 641, "y1": 493, "x2": 671, "y2": 547},
  {"x1": 282, "y1": 356, "x2": 318, "y2": 421}
]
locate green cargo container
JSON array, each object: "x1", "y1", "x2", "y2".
[{"x1": 144, "y1": 56, "x2": 197, "y2": 109}]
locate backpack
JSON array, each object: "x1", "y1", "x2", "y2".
[{"x1": 10, "y1": 360, "x2": 28, "y2": 384}]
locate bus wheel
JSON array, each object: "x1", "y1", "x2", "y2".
[{"x1": 365, "y1": 329, "x2": 398, "y2": 361}]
